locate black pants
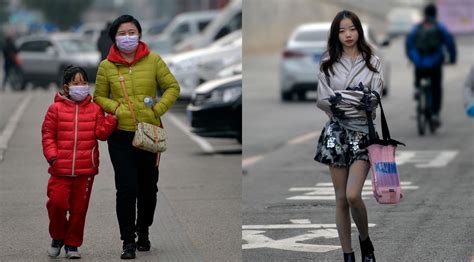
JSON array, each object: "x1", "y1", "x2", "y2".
[
  {"x1": 415, "y1": 66, "x2": 442, "y2": 115},
  {"x1": 107, "y1": 130, "x2": 159, "y2": 243}
]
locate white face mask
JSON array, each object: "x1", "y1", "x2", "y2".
[
  {"x1": 115, "y1": 35, "x2": 139, "y2": 54},
  {"x1": 69, "y1": 85, "x2": 90, "y2": 102}
]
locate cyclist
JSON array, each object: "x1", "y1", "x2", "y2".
[{"x1": 405, "y1": 3, "x2": 456, "y2": 127}]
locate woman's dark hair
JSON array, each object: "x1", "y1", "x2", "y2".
[
  {"x1": 62, "y1": 65, "x2": 88, "y2": 85},
  {"x1": 108, "y1": 14, "x2": 142, "y2": 42},
  {"x1": 320, "y1": 10, "x2": 378, "y2": 81}
]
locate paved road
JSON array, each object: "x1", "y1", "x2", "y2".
[
  {"x1": 242, "y1": 29, "x2": 474, "y2": 261},
  {"x1": 0, "y1": 87, "x2": 241, "y2": 261}
]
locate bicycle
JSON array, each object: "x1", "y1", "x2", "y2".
[{"x1": 416, "y1": 76, "x2": 438, "y2": 135}]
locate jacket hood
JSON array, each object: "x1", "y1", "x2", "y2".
[
  {"x1": 107, "y1": 41, "x2": 150, "y2": 66},
  {"x1": 55, "y1": 92, "x2": 92, "y2": 106}
]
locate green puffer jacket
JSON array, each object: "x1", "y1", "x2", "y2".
[{"x1": 94, "y1": 43, "x2": 180, "y2": 132}]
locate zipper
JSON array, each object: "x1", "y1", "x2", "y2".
[
  {"x1": 91, "y1": 146, "x2": 96, "y2": 167},
  {"x1": 71, "y1": 104, "x2": 79, "y2": 177}
]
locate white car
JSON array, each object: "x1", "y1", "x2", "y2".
[
  {"x1": 164, "y1": 30, "x2": 242, "y2": 99},
  {"x1": 386, "y1": 7, "x2": 422, "y2": 38},
  {"x1": 174, "y1": 0, "x2": 242, "y2": 53},
  {"x1": 279, "y1": 22, "x2": 390, "y2": 101}
]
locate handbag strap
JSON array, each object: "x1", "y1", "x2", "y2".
[
  {"x1": 366, "y1": 91, "x2": 405, "y2": 146},
  {"x1": 117, "y1": 68, "x2": 138, "y2": 126}
]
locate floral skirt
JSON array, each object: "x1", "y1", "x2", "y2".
[{"x1": 314, "y1": 120, "x2": 370, "y2": 167}]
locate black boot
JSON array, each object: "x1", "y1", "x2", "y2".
[
  {"x1": 344, "y1": 252, "x2": 356, "y2": 262},
  {"x1": 121, "y1": 242, "x2": 136, "y2": 259},
  {"x1": 359, "y1": 236, "x2": 376, "y2": 262},
  {"x1": 137, "y1": 229, "x2": 151, "y2": 252}
]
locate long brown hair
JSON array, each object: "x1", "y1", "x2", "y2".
[{"x1": 320, "y1": 10, "x2": 378, "y2": 81}]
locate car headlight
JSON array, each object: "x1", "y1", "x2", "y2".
[{"x1": 193, "y1": 85, "x2": 241, "y2": 106}]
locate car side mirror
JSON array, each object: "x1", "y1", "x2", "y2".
[{"x1": 46, "y1": 46, "x2": 56, "y2": 55}]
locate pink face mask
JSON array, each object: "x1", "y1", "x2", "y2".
[
  {"x1": 116, "y1": 35, "x2": 139, "y2": 54},
  {"x1": 69, "y1": 85, "x2": 90, "y2": 102}
]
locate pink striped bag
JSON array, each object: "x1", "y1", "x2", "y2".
[{"x1": 366, "y1": 91, "x2": 405, "y2": 204}]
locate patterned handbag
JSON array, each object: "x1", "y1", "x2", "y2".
[{"x1": 117, "y1": 69, "x2": 167, "y2": 153}]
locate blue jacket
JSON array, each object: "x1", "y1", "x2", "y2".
[{"x1": 405, "y1": 21, "x2": 457, "y2": 69}]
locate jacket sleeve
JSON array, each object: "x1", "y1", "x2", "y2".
[
  {"x1": 439, "y1": 24, "x2": 457, "y2": 64},
  {"x1": 94, "y1": 62, "x2": 120, "y2": 113},
  {"x1": 316, "y1": 70, "x2": 335, "y2": 116},
  {"x1": 95, "y1": 107, "x2": 118, "y2": 141},
  {"x1": 152, "y1": 56, "x2": 180, "y2": 117},
  {"x1": 41, "y1": 104, "x2": 58, "y2": 162},
  {"x1": 405, "y1": 26, "x2": 421, "y2": 67}
]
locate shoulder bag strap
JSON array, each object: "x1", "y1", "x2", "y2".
[{"x1": 117, "y1": 67, "x2": 138, "y2": 127}]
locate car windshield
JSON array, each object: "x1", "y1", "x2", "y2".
[
  {"x1": 294, "y1": 30, "x2": 328, "y2": 42},
  {"x1": 57, "y1": 39, "x2": 96, "y2": 53}
]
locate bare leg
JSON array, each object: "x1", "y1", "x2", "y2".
[
  {"x1": 329, "y1": 165, "x2": 352, "y2": 253},
  {"x1": 346, "y1": 160, "x2": 371, "y2": 240}
]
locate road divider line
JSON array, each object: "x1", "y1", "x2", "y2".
[
  {"x1": 287, "y1": 131, "x2": 320, "y2": 145},
  {"x1": 0, "y1": 93, "x2": 33, "y2": 162},
  {"x1": 164, "y1": 113, "x2": 214, "y2": 154},
  {"x1": 242, "y1": 155, "x2": 264, "y2": 168}
]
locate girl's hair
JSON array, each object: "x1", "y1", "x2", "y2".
[
  {"x1": 62, "y1": 65, "x2": 88, "y2": 86},
  {"x1": 108, "y1": 14, "x2": 142, "y2": 42},
  {"x1": 320, "y1": 10, "x2": 378, "y2": 81}
]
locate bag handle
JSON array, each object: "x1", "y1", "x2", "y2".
[
  {"x1": 117, "y1": 68, "x2": 138, "y2": 127},
  {"x1": 366, "y1": 88, "x2": 405, "y2": 146}
]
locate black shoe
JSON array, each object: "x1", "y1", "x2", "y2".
[
  {"x1": 120, "y1": 243, "x2": 136, "y2": 260},
  {"x1": 137, "y1": 231, "x2": 151, "y2": 252},
  {"x1": 344, "y1": 252, "x2": 356, "y2": 262},
  {"x1": 359, "y1": 236, "x2": 376, "y2": 262}
]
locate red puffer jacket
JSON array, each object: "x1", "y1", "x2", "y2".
[{"x1": 42, "y1": 93, "x2": 117, "y2": 176}]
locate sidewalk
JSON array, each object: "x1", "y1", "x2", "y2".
[{"x1": 0, "y1": 89, "x2": 241, "y2": 261}]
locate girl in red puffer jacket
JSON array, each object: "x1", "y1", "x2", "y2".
[{"x1": 41, "y1": 65, "x2": 117, "y2": 259}]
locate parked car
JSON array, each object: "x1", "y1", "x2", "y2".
[
  {"x1": 214, "y1": 63, "x2": 242, "y2": 79},
  {"x1": 279, "y1": 22, "x2": 390, "y2": 101},
  {"x1": 16, "y1": 33, "x2": 100, "y2": 89},
  {"x1": 145, "y1": 11, "x2": 218, "y2": 55},
  {"x1": 187, "y1": 74, "x2": 242, "y2": 143},
  {"x1": 164, "y1": 30, "x2": 241, "y2": 99},
  {"x1": 174, "y1": 0, "x2": 241, "y2": 53},
  {"x1": 386, "y1": 7, "x2": 422, "y2": 39}
]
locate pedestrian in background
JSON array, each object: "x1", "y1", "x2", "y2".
[
  {"x1": 314, "y1": 10, "x2": 382, "y2": 262},
  {"x1": 464, "y1": 65, "x2": 474, "y2": 117},
  {"x1": 2, "y1": 36, "x2": 19, "y2": 90},
  {"x1": 42, "y1": 65, "x2": 117, "y2": 259},
  {"x1": 405, "y1": 3, "x2": 457, "y2": 127},
  {"x1": 94, "y1": 14, "x2": 180, "y2": 259},
  {"x1": 97, "y1": 22, "x2": 113, "y2": 61}
]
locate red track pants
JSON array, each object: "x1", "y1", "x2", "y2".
[{"x1": 46, "y1": 175, "x2": 94, "y2": 247}]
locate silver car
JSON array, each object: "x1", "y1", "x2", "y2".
[
  {"x1": 279, "y1": 22, "x2": 390, "y2": 101},
  {"x1": 16, "y1": 33, "x2": 100, "y2": 89}
]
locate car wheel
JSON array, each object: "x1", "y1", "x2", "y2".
[{"x1": 281, "y1": 91, "x2": 292, "y2": 101}]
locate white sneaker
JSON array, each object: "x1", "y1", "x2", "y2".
[
  {"x1": 47, "y1": 239, "x2": 64, "y2": 257},
  {"x1": 65, "y1": 246, "x2": 81, "y2": 259}
]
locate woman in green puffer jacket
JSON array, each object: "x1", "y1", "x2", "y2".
[{"x1": 93, "y1": 14, "x2": 179, "y2": 260}]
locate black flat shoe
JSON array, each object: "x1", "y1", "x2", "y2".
[
  {"x1": 344, "y1": 252, "x2": 356, "y2": 262},
  {"x1": 137, "y1": 231, "x2": 151, "y2": 252},
  {"x1": 359, "y1": 236, "x2": 376, "y2": 262},
  {"x1": 120, "y1": 243, "x2": 136, "y2": 259}
]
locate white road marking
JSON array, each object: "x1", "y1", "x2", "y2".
[
  {"x1": 242, "y1": 155, "x2": 264, "y2": 168},
  {"x1": 242, "y1": 219, "x2": 376, "y2": 253},
  {"x1": 287, "y1": 131, "x2": 320, "y2": 145},
  {"x1": 287, "y1": 181, "x2": 419, "y2": 201},
  {"x1": 396, "y1": 150, "x2": 458, "y2": 168},
  {"x1": 164, "y1": 113, "x2": 214, "y2": 153},
  {"x1": 0, "y1": 93, "x2": 33, "y2": 161}
]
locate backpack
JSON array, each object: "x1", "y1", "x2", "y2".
[{"x1": 414, "y1": 21, "x2": 443, "y2": 55}]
